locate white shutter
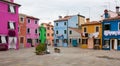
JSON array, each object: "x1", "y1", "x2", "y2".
[
  {"x1": 9, "y1": 22, "x2": 14, "y2": 29},
  {"x1": 10, "y1": 5, "x2": 15, "y2": 13},
  {"x1": 1, "y1": 36, "x2": 6, "y2": 43}
]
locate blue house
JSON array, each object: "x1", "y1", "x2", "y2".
[
  {"x1": 54, "y1": 15, "x2": 85, "y2": 47},
  {"x1": 102, "y1": 16, "x2": 120, "y2": 50}
]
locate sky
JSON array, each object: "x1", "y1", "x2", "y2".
[{"x1": 14, "y1": 0, "x2": 120, "y2": 25}]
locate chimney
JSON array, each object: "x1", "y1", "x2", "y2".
[
  {"x1": 59, "y1": 16, "x2": 62, "y2": 19},
  {"x1": 86, "y1": 18, "x2": 90, "y2": 23},
  {"x1": 116, "y1": 6, "x2": 119, "y2": 13},
  {"x1": 104, "y1": 9, "x2": 109, "y2": 18}
]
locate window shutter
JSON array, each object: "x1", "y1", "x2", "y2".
[
  {"x1": 0, "y1": 36, "x2": 1, "y2": 43},
  {"x1": 10, "y1": 5, "x2": 15, "y2": 13},
  {"x1": 8, "y1": 22, "x2": 10, "y2": 29},
  {"x1": 8, "y1": 5, "x2": 10, "y2": 12}
]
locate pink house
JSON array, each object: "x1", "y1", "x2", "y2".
[
  {"x1": 26, "y1": 16, "x2": 39, "y2": 47},
  {"x1": 0, "y1": 0, "x2": 20, "y2": 50}
]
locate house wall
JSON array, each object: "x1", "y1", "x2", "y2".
[
  {"x1": 68, "y1": 28, "x2": 81, "y2": 47},
  {"x1": 0, "y1": 1, "x2": 19, "y2": 49},
  {"x1": 68, "y1": 15, "x2": 78, "y2": 28},
  {"x1": 102, "y1": 20, "x2": 120, "y2": 50},
  {"x1": 18, "y1": 14, "x2": 27, "y2": 48},
  {"x1": 81, "y1": 24, "x2": 102, "y2": 49},
  {"x1": 54, "y1": 20, "x2": 68, "y2": 46},
  {"x1": 26, "y1": 18, "x2": 39, "y2": 47}
]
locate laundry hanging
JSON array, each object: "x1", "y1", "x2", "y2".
[{"x1": 1, "y1": 36, "x2": 6, "y2": 43}]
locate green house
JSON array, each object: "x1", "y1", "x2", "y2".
[{"x1": 39, "y1": 24, "x2": 46, "y2": 44}]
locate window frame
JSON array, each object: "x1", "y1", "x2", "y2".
[
  {"x1": 104, "y1": 23, "x2": 110, "y2": 31},
  {"x1": 69, "y1": 30, "x2": 72, "y2": 34},
  {"x1": 84, "y1": 27, "x2": 87, "y2": 33},
  {"x1": 8, "y1": 4, "x2": 16, "y2": 14},
  {"x1": 27, "y1": 19, "x2": 31, "y2": 23},
  {"x1": 27, "y1": 28, "x2": 30, "y2": 34},
  {"x1": 8, "y1": 21, "x2": 15, "y2": 30},
  {"x1": 0, "y1": 36, "x2": 7, "y2": 44},
  {"x1": 35, "y1": 20, "x2": 38, "y2": 24},
  {"x1": 95, "y1": 26, "x2": 99, "y2": 32},
  {"x1": 56, "y1": 23, "x2": 58, "y2": 26},
  {"x1": 64, "y1": 22, "x2": 66, "y2": 25},
  {"x1": 64, "y1": 30, "x2": 67, "y2": 34}
]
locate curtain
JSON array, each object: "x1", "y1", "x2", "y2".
[{"x1": 9, "y1": 22, "x2": 14, "y2": 29}]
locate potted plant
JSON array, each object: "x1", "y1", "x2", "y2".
[{"x1": 35, "y1": 44, "x2": 46, "y2": 55}]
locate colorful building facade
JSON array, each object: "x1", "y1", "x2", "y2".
[
  {"x1": 42, "y1": 23, "x2": 54, "y2": 46},
  {"x1": 0, "y1": 0, "x2": 20, "y2": 50},
  {"x1": 39, "y1": 24, "x2": 46, "y2": 44},
  {"x1": 54, "y1": 14, "x2": 85, "y2": 47},
  {"x1": 26, "y1": 16, "x2": 39, "y2": 47},
  {"x1": 102, "y1": 16, "x2": 120, "y2": 50},
  {"x1": 18, "y1": 14, "x2": 27, "y2": 48},
  {"x1": 68, "y1": 28, "x2": 81, "y2": 47},
  {"x1": 81, "y1": 19, "x2": 102, "y2": 49}
]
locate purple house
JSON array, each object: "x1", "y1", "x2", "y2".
[
  {"x1": 26, "y1": 16, "x2": 39, "y2": 47},
  {"x1": 0, "y1": 0, "x2": 20, "y2": 50}
]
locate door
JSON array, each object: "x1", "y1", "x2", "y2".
[
  {"x1": 72, "y1": 39, "x2": 77, "y2": 47},
  {"x1": 111, "y1": 39, "x2": 117, "y2": 50},
  {"x1": 20, "y1": 37, "x2": 24, "y2": 48},
  {"x1": 8, "y1": 37, "x2": 17, "y2": 49}
]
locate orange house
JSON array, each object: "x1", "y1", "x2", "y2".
[
  {"x1": 42, "y1": 23, "x2": 54, "y2": 46},
  {"x1": 81, "y1": 18, "x2": 102, "y2": 49},
  {"x1": 18, "y1": 14, "x2": 27, "y2": 48}
]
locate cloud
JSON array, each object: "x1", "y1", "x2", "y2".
[{"x1": 15, "y1": 0, "x2": 119, "y2": 25}]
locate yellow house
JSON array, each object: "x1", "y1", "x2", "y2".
[{"x1": 81, "y1": 18, "x2": 102, "y2": 49}]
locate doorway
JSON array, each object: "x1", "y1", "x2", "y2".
[
  {"x1": 20, "y1": 37, "x2": 24, "y2": 48},
  {"x1": 110, "y1": 39, "x2": 117, "y2": 50}
]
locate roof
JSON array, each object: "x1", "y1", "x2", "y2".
[
  {"x1": 81, "y1": 21, "x2": 101, "y2": 26},
  {"x1": 27, "y1": 16, "x2": 39, "y2": 20},
  {"x1": 41, "y1": 23, "x2": 54, "y2": 27},
  {"x1": 0, "y1": 0, "x2": 21, "y2": 6},
  {"x1": 19, "y1": 13, "x2": 39, "y2": 20},
  {"x1": 54, "y1": 16, "x2": 72, "y2": 22},
  {"x1": 69, "y1": 27, "x2": 81, "y2": 33},
  {"x1": 103, "y1": 16, "x2": 120, "y2": 21}
]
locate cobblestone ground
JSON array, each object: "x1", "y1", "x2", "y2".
[{"x1": 0, "y1": 47, "x2": 120, "y2": 66}]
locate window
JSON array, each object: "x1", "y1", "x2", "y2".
[
  {"x1": 52, "y1": 33, "x2": 54, "y2": 36},
  {"x1": 8, "y1": 22, "x2": 15, "y2": 30},
  {"x1": 63, "y1": 39, "x2": 67, "y2": 43},
  {"x1": 47, "y1": 27, "x2": 50, "y2": 30},
  {"x1": 56, "y1": 39, "x2": 59, "y2": 43},
  {"x1": 8, "y1": 4, "x2": 16, "y2": 13},
  {"x1": 35, "y1": 20, "x2": 38, "y2": 24},
  {"x1": 70, "y1": 39, "x2": 71, "y2": 43},
  {"x1": 82, "y1": 39, "x2": 88, "y2": 44},
  {"x1": 35, "y1": 39, "x2": 39, "y2": 43},
  {"x1": 56, "y1": 23, "x2": 58, "y2": 26},
  {"x1": 47, "y1": 33, "x2": 50, "y2": 36},
  {"x1": 118, "y1": 40, "x2": 120, "y2": 47},
  {"x1": 119, "y1": 23, "x2": 120, "y2": 30},
  {"x1": 104, "y1": 24, "x2": 110, "y2": 30},
  {"x1": 103, "y1": 40, "x2": 110, "y2": 48},
  {"x1": 69, "y1": 30, "x2": 72, "y2": 34},
  {"x1": 35, "y1": 29, "x2": 37, "y2": 34},
  {"x1": 20, "y1": 17, "x2": 24, "y2": 22},
  {"x1": 84, "y1": 27, "x2": 87, "y2": 32},
  {"x1": 79, "y1": 38, "x2": 81, "y2": 43},
  {"x1": 0, "y1": 36, "x2": 7, "y2": 44},
  {"x1": 64, "y1": 30, "x2": 66, "y2": 34},
  {"x1": 27, "y1": 39, "x2": 32, "y2": 43},
  {"x1": 56, "y1": 30, "x2": 58, "y2": 34},
  {"x1": 27, "y1": 19, "x2": 30, "y2": 23},
  {"x1": 64, "y1": 22, "x2": 66, "y2": 25},
  {"x1": 95, "y1": 26, "x2": 99, "y2": 32},
  {"x1": 27, "y1": 28, "x2": 30, "y2": 34},
  {"x1": 94, "y1": 39, "x2": 100, "y2": 45}
]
